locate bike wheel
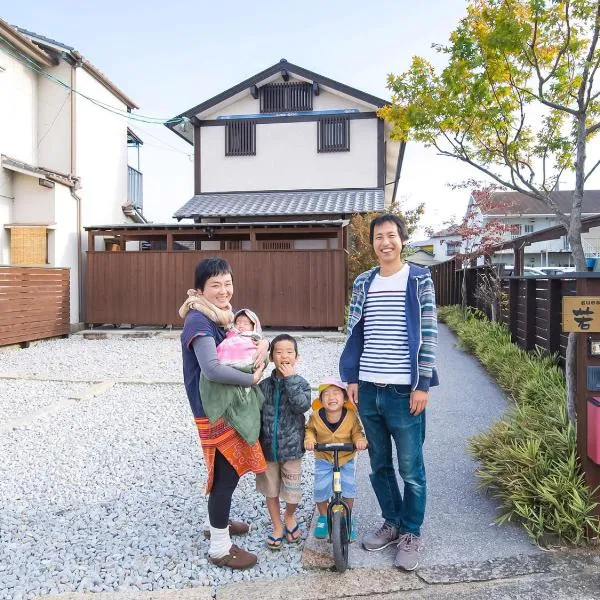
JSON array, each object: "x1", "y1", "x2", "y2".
[{"x1": 331, "y1": 508, "x2": 349, "y2": 572}]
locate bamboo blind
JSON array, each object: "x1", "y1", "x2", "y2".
[{"x1": 10, "y1": 227, "x2": 48, "y2": 265}]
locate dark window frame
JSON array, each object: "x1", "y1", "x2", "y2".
[
  {"x1": 318, "y1": 117, "x2": 350, "y2": 153},
  {"x1": 225, "y1": 120, "x2": 256, "y2": 156},
  {"x1": 259, "y1": 82, "x2": 313, "y2": 113}
]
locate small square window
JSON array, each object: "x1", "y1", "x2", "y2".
[
  {"x1": 225, "y1": 120, "x2": 256, "y2": 156},
  {"x1": 318, "y1": 117, "x2": 350, "y2": 153}
]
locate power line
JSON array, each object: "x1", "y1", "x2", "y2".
[{"x1": 0, "y1": 33, "x2": 187, "y2": 127}]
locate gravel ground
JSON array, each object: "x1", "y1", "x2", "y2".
[
  {"x1": 0, "y1": 336, "x2": 342, "y2": 385},
  {"x1": 0, "y1": 337, "x2": 343, "y2": 599}
]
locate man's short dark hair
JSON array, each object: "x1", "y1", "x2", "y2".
[
  {"x1": 194, "y1": 257, "x2": 232, "y2": 291},
  {"x1": 269, "y1": 334, "x2": 299, "y2": 359},
  {"x1": 369, "y1": 214, "x2": 408, "y2": 245}
]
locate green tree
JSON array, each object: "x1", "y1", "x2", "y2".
[
  {"x1": 380, "y1": 0, "x2": 600, "y2": 421},
  {"x1": 348, "y1": 202, "x2": 423, "y2": 284}
]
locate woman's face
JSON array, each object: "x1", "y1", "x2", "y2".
[{"x1": 199, "y1": 273, "x2": 233, "y2": 308}]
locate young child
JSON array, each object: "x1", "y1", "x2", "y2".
[
  {"x1": 200, "y1": 309, "x2": 265, "y2": 445},
  {"x1": 257, "y1": 334, "x2": 312, "y2": 550},
  {"x1": 304, "y1": 379, "x2": 367, "y2": 541}
]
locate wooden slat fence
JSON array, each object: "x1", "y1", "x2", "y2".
[
  {"x1": 85, "y1": 250, "x2": 346, "y2": 328},
  {"x1": 430, "y1": 258, "x2": 576, "y2": 365},
  {"x1": 0, "y1": 266, "x2": 70, "y2": 347}
]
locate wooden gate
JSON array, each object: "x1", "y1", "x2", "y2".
[
  {"x1": 85, "y1": 250, "x2": 346, "y2": 328},
  {"x1": 0, "y1": 266, "x2": 70, "y2": 347}
]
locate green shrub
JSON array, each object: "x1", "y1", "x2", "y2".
[{"x1": 440, "y1": 305, "x2": 600, "y2": 544}]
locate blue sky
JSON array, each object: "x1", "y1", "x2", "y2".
[{"x1": 4, "y1": 1, "x2": 501, "y2": 231}]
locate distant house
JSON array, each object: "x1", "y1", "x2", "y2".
[
  {"x1": 471, "y1": 190, "x2": 600, "y2": 267},
  {"x1": 408, "y1": 225, "x2": 463, "y2": 264},
  {"x1": 0, "y1": 19, "x2": 145, "y2": 325},
  {"x1": 166, "y1": 59, "x2": 405, "y2": 251}
]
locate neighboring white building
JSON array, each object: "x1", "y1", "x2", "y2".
[
  {"x1": 469, "y1": 190, "x2": 600, "y2": 268},
  {"x1": 409, "y1": 225, "x2": 463, "y2": 263},
  {"x1": 167, "y1": 59, "x2": 404, "y2": 249},
  {"x1": 0, "y1": 19, "x2": 145, "y2": 325}
]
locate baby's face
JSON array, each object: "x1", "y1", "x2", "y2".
[
  {"x1": 235, "y1": 315, "x2": 254, "y2": 333},
  {"x1": 321, "y1": 386, "x2": 345, "y2": 412}
]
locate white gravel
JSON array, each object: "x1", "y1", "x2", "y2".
[
  {"x1": 0, "y1": 336, "x2": 343, "y2": 385},
  {"x1": 0, "y1": 336, "x2": 344, "y2": 599}
]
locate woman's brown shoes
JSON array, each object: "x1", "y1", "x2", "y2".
[
  {"x1": 204, "y1": 519, "x2": 250, "y2": 538},
  {"x1": 208, "y1": 544, "x2": 257, "y2": 569}
]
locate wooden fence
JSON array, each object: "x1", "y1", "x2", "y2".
[
  {"x1": 0, "y1": 266, "x2": 70, "y2": 347},
  {"x1": 430, "y1": 258, "x2": 575, "y2": 364},
  {"x1": 85, "y1": 250, "x2": 346, "y2": 328}
]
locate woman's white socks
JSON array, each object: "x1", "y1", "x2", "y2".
[{"x1": 208, "y1": 526, "x2": 232, "y2": 559}]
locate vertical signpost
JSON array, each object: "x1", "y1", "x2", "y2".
[{"x1": 563, "y1": 278, "x2": 600, "y2": 518}]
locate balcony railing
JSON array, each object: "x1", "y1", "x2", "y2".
[{"x1": 128, "y1": 166, "x2": 143, "y2": 211}]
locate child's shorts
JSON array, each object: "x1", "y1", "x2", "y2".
[
  {"x1": 314, "y1": 457, "x2": 357, "y2": 502},
  {"x1": 256, "y1": 459, "x2": 302, "y2": 504}
]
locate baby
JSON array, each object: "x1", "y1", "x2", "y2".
[
  {"x1": 200, "y1": 309, "x2": 265, "y2": 444},
  {"x1": 304, "y1": 379, "x2": 367, "y2": 541}
]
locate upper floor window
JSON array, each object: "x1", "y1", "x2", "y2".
[
  {"x1": 446, "y1": 241, "x2": 461, "y2": 256},
  {"x1": 524, "y1": 224, "x2": 534, "y2": 233},
  {"x1": 259, "y1": 82, "x2": 313, "y2": 113},
  {"x1": 318, "y1": 117, "x2": 350, "y2": 153},
  {"x1": 511, "y1": 224, "x2": 522, "y2": 239},
  {"x1": 225, "y1": 120, "x2": 256, "y2": 156}
]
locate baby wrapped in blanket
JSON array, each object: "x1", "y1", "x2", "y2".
[{"x1": 200, "y1": 309, "x2": 266, "y2": 444}]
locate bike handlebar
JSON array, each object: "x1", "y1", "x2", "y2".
[{"x1": 313, "y1": 443, "x2": 355, "y2": 452}]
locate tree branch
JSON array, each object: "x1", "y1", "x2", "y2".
[{"x1": 585, "y1": 158, "x2": 600, "y2": 182}]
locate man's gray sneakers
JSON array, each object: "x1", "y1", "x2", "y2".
[
  {"x1": 362, "y1": 521, "x2": 400, "y2": 551},
  {"x1": 394, "y1": 533, "x2": 422, "y2": 571}
]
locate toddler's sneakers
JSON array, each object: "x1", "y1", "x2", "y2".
[{"x1": 313, "y1": 515, "x2": 328, "y2": 539}]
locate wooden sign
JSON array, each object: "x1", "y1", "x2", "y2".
[{"x1": 563, "y1": 297, "x2": 600, "y2": 332}]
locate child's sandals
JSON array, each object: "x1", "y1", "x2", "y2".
[
  {"x1": 266, "y1": 534, "x2": 283, "y2": 551},
  {"x1": 284, "y1": 522, "x2": 302, "y2": 543}
]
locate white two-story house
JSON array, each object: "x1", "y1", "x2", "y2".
[
  {"x1": 167, "y1": 59, "x2": 404, "y2": 250},
  {"x1": 471, "y1": 190, "x2": 600, "y2": 267},
  {"x1": 0, "y1": 19, "x2": 145, "y2": 325}
]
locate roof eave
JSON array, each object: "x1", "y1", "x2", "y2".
[
  {"x1": 170, "y1": 59, "x2": 390, "y2": 123},
  {"x1": 0, "y1": 18, "x2": 55, "y2": 68}
]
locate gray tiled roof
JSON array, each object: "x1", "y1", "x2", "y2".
[
  {"x1": 488, "y1": 190, "x2": 600, "y2": 215},
  {"x1": 173, "y1": 188, "x2": 384, "y2": 219}
]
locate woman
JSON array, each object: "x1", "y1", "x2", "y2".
[{"x1": 180, "y1": 257, "x2": 268, "y2": 569}]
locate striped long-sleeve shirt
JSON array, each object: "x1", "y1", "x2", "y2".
[{"x1": 359, "y1": 266, "x2": 412, "y2": 384}]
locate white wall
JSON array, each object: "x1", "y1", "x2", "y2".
[
  {"x1": 51, "y1": 184, "x2": 79, "y2": 322},
  {"x1": 37, "y1": 62, "x2": 72, "y2": 174},
  {"x1": 0, "y1": 47, "x2": 37, "y2": 165},
  {"x1": 201, "y1": 118, "x2": 378, "y2": 192},
  {"x1": 204, "y1": 82, "x2": 371, "y2": 119},
  {"x1": 12, "y1": 174, "x2": 55, "y2": 224},
  {"x1": 75, "y1": 68, "x2": 129, "y2": 253},
  {"x1": 0, "y1": 171, "x2": 13, "y2": 265}
]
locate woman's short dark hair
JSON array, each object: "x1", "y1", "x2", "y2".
[
  {"x1": 269, "y1": 334, "x2": 299, "y2": 359},
  {"x1": 369, "y1": 214, "x2": 408, "y2": 245},
  {"x1": 194, "y1": 257, "x2": 232, "y2": 291}
]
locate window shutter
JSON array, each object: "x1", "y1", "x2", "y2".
[{"x1": 10, "y1": 227, "x2": 48, "y2": 265}]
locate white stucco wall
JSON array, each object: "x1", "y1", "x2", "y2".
[
  {"x1": 50, "y1": 184, "x2": 79, "y2": 322},
  {"x1": 0, "y1": 47, "x2": 37, "y2": 165},
  {"x1": 12, "y1": 174, "x2": 55, "y2": 224},
  {"x1": 204, "y1": 82, "x2": 372, "y2": 119},
  {"x1": 37, "y1": 62, "x2": 72, "y2": 174},
  {"x1": 201, "y1": 118, "x2": 378, "y2": 192},
  {"x1": 0, "y1": 171, "x2": 13, "y2": 265},
  {"x1": 75, "y1": 68, "x2": 129, "y2": 252}
]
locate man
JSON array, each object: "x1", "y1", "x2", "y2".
[{"x1": 339, "y1": 214, "x2": 438, "y2": 571}]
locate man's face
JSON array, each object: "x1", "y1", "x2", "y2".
[{"x1": 373, "y1": 221, "x2": 403, "y2": 266}]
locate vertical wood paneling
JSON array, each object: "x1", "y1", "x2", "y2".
[{"x1": 85, "y1": 250, "x2": 345, "y2": 328}]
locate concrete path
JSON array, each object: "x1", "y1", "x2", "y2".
[{"x1": 303, "y1": 323, "x2": 545, "y2": 571}]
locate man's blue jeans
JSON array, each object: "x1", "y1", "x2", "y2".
[{"x1": 358, "y1": 380, "x2": 426, "y2": 536}]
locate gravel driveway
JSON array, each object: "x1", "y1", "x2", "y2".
[{"x1": 0, "y1": 335, "x2": 343, "y2": 599}]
